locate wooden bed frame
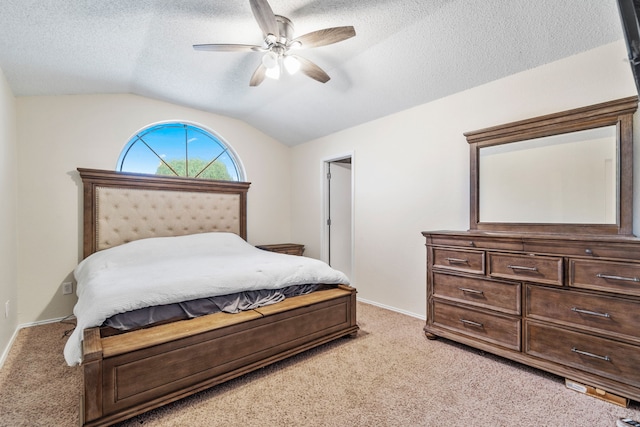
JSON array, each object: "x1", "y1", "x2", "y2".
[{"x1": 76, "y1": 168, "x2": 358, "y2": 427}]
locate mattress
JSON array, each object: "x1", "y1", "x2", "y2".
[
  {"x1": 64, "y1": 232, "x2": 350, "y2": 366},
  {"x1": 102, "y1": 283, "x2": 323, "y2": 332}
]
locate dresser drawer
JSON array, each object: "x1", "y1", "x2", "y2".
[
  {"x1": 489, "y1": 253, "x2": 562, "y2": 286},
  {"x1": 525, "y1": 321, "x2": 640, "y2": 388},
  {"x1": 433, "y1": 272, "x2": 521, "y2": 315},
  {"x1": 432, "y1": 301, "x2": 520, "y2": 350},
  {"x1": 431, "y1": 248, "x2": 485, "y2": 275},
  {"x1": 524, "y1": 238, "x2": 640, "y2": 260},
  {"x1": 428, "y1": 234, "x2": 523, "y2": 251},
  {"x1": 525, "y1": 285, "x2": 640, "y2": 343},
  {"x1": 569, "y1": 259, "x2": 640, "y2": 297}
]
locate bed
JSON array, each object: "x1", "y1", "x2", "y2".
[{"x1": 71, "y1": 168, "x2": 358, "y2": 427}]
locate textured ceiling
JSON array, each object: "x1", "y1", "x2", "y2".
[{"x1": 0, "y1": 0, "x2": 625, "y2": 145}]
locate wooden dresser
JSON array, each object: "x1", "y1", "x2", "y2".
[{"x1": 423, "y1": 230, "x2": 640, "y2": 402}]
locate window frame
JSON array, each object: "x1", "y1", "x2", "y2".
[{"x1": 116, "y1": 121, "x2": 246, "y2": 182}]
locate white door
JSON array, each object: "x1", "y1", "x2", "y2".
[{"x1": 327, "y1": 159, "x2": 352, "y2": 280}]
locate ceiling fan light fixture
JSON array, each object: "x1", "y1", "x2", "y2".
[
  {"x1": 265, "y1": 63, "x2": 281, "y2": 79},
  {"x1": 283, "y1": 55, "x2": 301, "y2": 74},
  {"x1": 261, "y1": 51, "x2": 279, "y2": 69}
]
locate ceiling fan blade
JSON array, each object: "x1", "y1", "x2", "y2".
[
  {"x1": 193, "y1": 44, "x2": 263, "y2": 53},
  {"x1": 249, "y1": 0, "x2": 279, "y2": 37},
  {"x1": 293, "y1": 55, "x2": 330, "y2": 83},
  {"x1": 250, "y1": 64, "x2": 267, "y2": 86},
  {"x1": 292, "y1": 26, "x2": 356, "y2": 49}
]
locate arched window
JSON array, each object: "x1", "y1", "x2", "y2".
[{"x1": 117, "y1": 122, "x2": 244, "y2": 181}]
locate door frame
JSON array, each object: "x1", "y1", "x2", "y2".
[{"x1": 321, "y1": 151, "x2": 355, "y2": 284}]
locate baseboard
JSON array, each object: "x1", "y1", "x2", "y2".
[
  {"x1": 0, "y1": 325, "x2": 20, "y2": 370},
  {"x1": 17, "y1": 316, "x2": 70, "y2": 329},
  {"x1": 356, "y1": 297, "x2": 425, "y2": 321},
  {"x1": 0, "y1": 316, "x2": 70, "y2": 369}
]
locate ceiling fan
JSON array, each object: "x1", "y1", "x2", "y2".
[{"x1": 193, "y1": 0, "x2": 356, "y2": 86}]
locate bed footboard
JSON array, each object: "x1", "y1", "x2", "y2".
[{"x1": 81, "y1": 286, "x2": 358, "y2": 427}]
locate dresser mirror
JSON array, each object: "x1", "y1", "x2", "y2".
[{"x1": 465, "y1": 96, "x2": 638, "y2": 235}]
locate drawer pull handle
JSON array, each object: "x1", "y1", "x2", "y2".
[
  {"x1": 507, "y1": 265, "x2": 538, "y2": 272},
  {"x1": 571, "y1": 307, "x2": 611, "y2": 318},
  {"x1": 460, "y1": 319, "x2": 483, "y2": 328},
  {"x1": 459, "y1": 287, "x2": 484, "y2": 295},
  {"x1": 596, "y1": 273, "x2": 640, "y2": 282},
  {"x1": 446, "y1": 257, "x2": 468, "y2": 264},
  {"x1": 571, "y1": 347, "x2": 611, "y2": 362}
]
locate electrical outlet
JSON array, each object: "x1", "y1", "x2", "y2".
[
  {"x1": 4, "y1": 300, "x2": 9, "y2": 318},
  {"x1": 62, "y1": 282, "x2": 73, "y2": 295}
]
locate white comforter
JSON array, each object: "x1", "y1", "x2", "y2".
[{"x1": 64, "y1": 232, "x2": 349, "y2": 366}]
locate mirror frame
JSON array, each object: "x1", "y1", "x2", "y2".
[{"x1": 466, "y1": 96, "x2": 638, "y2": 235}]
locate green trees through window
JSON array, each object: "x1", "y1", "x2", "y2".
[
  {"x1": 117, "y1": 123, "x2": 243, "y2": 181},
  {"x1": 156, "y1": 158, "x2": 231, "y2": 180}
]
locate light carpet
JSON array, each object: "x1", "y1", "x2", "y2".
[{"x1": 1, "y1": 302, "x2": 639, "y2": 426}]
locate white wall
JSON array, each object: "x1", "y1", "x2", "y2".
[
  {"x1": 11, "y1": 41, "x2": 640, "y2": 326},
  {"x1": 291, "y1": 41, "x2": 639, "y2": 318},
  {"x1": 0, "y1": 66, "x2": 18, "y2": 361},
  {"x1": 16, "y1": 94, "x2": 292, "y2": 324}
]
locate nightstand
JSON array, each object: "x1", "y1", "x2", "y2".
[{"x1": 256, "y1": 243, "x2": 305, "y2": 256}]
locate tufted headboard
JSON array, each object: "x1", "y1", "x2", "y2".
[{"x1": 78, "y1": 168, "x2": 251, "y2": 258}]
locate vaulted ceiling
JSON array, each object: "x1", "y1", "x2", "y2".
[{"x1": 0, "y1": 0, "x2": 625, "y2": 145}]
